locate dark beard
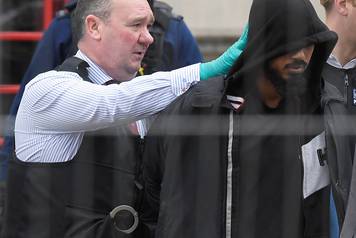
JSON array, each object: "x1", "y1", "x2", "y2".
[{"x1": 264, "y1": 64, "x2": 308, "y2": 99}]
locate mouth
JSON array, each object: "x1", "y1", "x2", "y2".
[
  {"x1": 134, "y1": 51, "x2": 145, "y2": 57},
  {"x1": 134, "y1": 47, "x2": 147, "y2": 55},
  {"x1": 288, "y1": 66, "x2": 305, "y2": 74},
  {"x1": 286, "y1": 63, "x2": 307, "y2": 74}
]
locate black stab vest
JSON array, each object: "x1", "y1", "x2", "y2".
[{"x1": 2, "y1": 57, "x2": 145, "y2": 238}]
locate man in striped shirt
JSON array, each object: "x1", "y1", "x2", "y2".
[{"x1": 1, "y1": 0, "x2": 247, "y2": 237}]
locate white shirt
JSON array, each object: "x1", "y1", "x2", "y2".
[
  {"x1": 327, "y1": 54, "x2": 356, "y2": 69},
  {"x1": 15, "y1": 50, "x2": 200, "y2": 163}
]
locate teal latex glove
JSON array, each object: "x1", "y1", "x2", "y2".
[{"x1": 200, "y1": 25, "x2": 248, "y2": 80}]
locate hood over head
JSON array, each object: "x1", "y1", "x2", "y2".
[{"x1": 226, "y1": 0, "x2": 337, "y2": 111}]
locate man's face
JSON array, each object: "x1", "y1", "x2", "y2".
[
  {"x1": 270, "y1": 45, "x2": 315, "y2": 80},
  {"x1": 345, "y1": 0, "x2": 356, "y2": 44},
  {"x1": 100, "y1": 0, "x2": 154, "y2": 80},
  {"x1": 262, "y1": 45, "x2": 315, "y2": 99}
]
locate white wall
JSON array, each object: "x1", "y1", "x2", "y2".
[{"x1": 163, "y1": 0, "x2": 326, "y2": 37}]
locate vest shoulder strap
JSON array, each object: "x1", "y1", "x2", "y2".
[{"x1": 55, "y1": 56, "x2": 90, "y2": 82}]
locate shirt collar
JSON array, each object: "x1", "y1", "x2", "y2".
[
  {"x1": 75, "y1": 50, "x2": 113, "y2": 85},
  {"x1": 327, "y1": 54, "x2": 356, "y2": 70}
]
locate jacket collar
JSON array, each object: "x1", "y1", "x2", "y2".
[
  {"x1": 190, "y1": 77, "x2": 244, "y2": 113},
  {"x1": 327, "y1": 54, "x2": 356, "y2": 70}
]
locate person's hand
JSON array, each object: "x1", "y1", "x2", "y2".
[{"x1": 200, "y1": 24, "x2": 248, "y2": 80}]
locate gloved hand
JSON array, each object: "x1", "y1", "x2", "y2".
[{"x1": 200, "y1": 24, "x2": 248, "y2": 80}]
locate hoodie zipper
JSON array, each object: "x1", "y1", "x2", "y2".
[
  {"x1": 225, "y1": 110, "x2": 234, "y2": 238},
  {"x1": 344, "y1": 73, "x2": 349, "y2": 106}
]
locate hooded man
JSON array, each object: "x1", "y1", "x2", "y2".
[{"x1": 141, "y1": 0, "x2": 337, "y2": 237}]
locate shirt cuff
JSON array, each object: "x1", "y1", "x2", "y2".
[{"x1": 170, "y1": 63, "x2": 200, "y2": 96}]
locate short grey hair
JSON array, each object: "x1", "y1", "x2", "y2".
[{"x1": 71, "y1": 0, "x2": 113, "y2": 44}]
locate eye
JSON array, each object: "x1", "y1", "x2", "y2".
[{"x1": 129, "y1": 21, "x2": 142, "y2": 28}]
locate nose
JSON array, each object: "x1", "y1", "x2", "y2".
[
  {"x1": 139, "y1": 28, "x2": 154, "y2": 47},
  {"x1": 292, "y1": 45, "x2": 315, "y2": 64}
]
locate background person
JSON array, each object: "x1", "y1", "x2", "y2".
[{"x1": 320, "y1": 0, "x2": 356, "y2": 237}]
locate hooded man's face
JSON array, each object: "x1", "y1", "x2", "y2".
[
  {"x1": 270, "y1": 45, "x2": 315, "y2": 80},
  {"x1": 263, "y1": 45, "x2": 315, "y2": 98}
]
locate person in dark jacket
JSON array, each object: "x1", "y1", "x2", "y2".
[
  {"x1": 320, "y1": 0, "x2": 356, "y2": 237},
  {"x1": 141, "y1": 0, "x2": 338, "y2": 237}
]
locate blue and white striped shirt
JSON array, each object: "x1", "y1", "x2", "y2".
[{"x1": 15, "y1": 50, "x2": 200, "y2": 163}]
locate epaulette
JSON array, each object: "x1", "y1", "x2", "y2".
[
  {"x1": 153, "y1": 1, "x2": 182, "y2": 30},
  {"x1": 55, "y1": 57, "x2": 90, "y2": 82},
  {"x1": 55, "y1": 0, "x2": 77, "y2": 18}
]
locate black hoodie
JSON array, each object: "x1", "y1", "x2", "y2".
[
  {"x1": 141, "y1": 0, "x2": 337, "y2": 238},
  {"x1": 223, "y1": 1, "x2": 337, "y2": 237}
]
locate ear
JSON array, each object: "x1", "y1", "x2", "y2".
[
  {"x1": 85, "y1": 15, "x2": 103, "y2": 41},
  {"x1": 334, "y1": 0, "x2": 348, "y2": 16}
]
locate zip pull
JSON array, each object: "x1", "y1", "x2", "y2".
[
  {"x1": 344, "y1": 74, "x2": 349, "y2": 104},
  {"x1": 345, "y1": 75, "x2": 349, "y2": 87}
]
